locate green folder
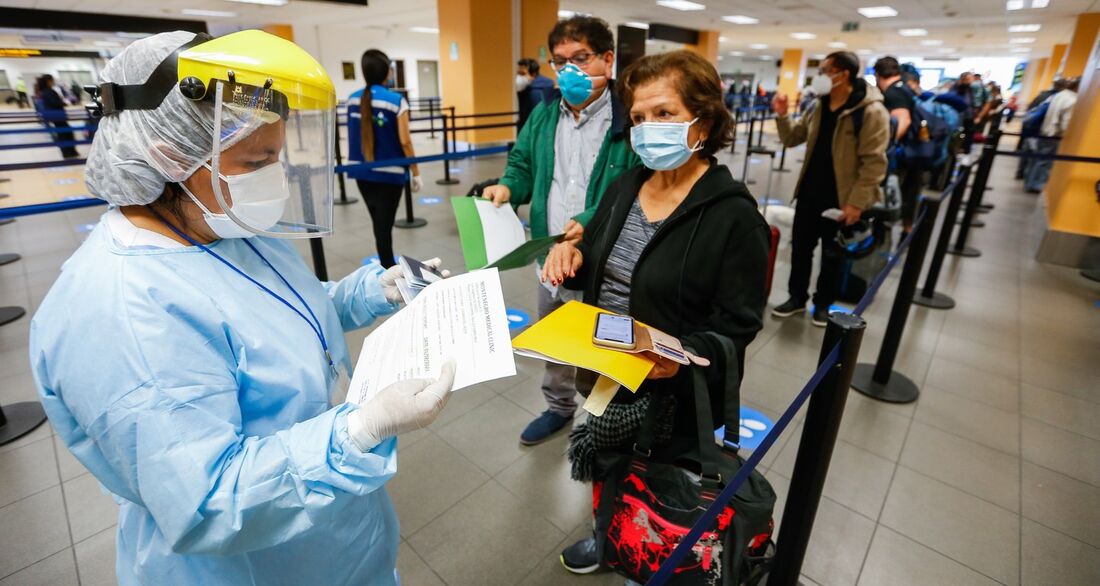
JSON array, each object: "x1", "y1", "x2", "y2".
[{"x1": 452, "y1": 197, "x2": 563, "y2": 271}]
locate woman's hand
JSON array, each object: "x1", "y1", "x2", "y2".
[
  {"x1": 540, "y1": 243, "x2": 583, "y2": 286},
  {"x1": 646, "y1": 356, "x2": 681, "y2": 380}
]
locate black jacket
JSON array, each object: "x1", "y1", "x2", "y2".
[{"x1": 565, "y1": 161, "x2": 770, "y2": 450}]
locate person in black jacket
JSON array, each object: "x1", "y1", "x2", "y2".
[
  {"x1": 36, "y1": 75, "x2": 80, "y2": 159},
  {"x1": 542, "y1": 50, "x2": 770, "y2": 575}
]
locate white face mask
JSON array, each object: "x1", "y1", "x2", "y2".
[
  {"x1": 811, "y1": 72, "x2": 836, "y2": 95},
  {"x1": 181, "y1": 162, "x2": 290, "y2": 239},
  {"x1": 515, "y1": 74, "x2": 531, "y2": 91}
]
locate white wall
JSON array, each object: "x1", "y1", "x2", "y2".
[
  {"x1": 296, "y1": 24, "x2": 442, "y2": 103},
  {"x1": 0, "y1": 56, "x2": 104, "y2": 92},
  {"x1": 719, "y1": 58, "x2": 781, "y2": 90}
]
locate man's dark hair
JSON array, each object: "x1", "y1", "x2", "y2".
[
  {"x1": 901, "y1": 71, "x2": 920, "y2": 86},
  {"x1": 873, "y1": 56, "x2": 901, "y2": 78},
  {"x1": 517, "y1": 58, "x2": 540, "y2": 75},
  {"x1": 548, "y1": 16, "x2": 614, "y2": 55},
  {"x1": 825, "y1": 51, "x2": 860, "y2": 84}
]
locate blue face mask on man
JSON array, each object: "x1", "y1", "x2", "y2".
[
  {"x1": 557, "y1": 62, "x2": 605, "y2": 106},
  {"x1": 630, "y1": 118, "x2": 702, "y2": 171}
]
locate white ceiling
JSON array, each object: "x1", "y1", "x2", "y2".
[{"x1": 0, "y1": 0, "x2": 1096, "y2": 59}]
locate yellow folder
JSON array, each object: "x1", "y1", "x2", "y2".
[{"x1": 511, "y1": 301, "x2": 655, "y2": 396}]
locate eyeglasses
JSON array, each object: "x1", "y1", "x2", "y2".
[{"x1": 550, "y1": 52, "x2": 599, "y2": 70}]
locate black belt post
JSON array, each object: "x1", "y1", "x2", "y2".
[
  {"x1": 769, "y1": 312, "x2": 866, "y2": 585},
  {"x1": 436, "y1": 107, "x2": 459, "y2": 186},
  {"x1": 333, "y1": 110, "x2": 358, "y2": 206},
  {"x1": 394, "y1": 176, "x2": 427, "y2": 229},
  {"x1": 850, "y1": 193, "x2": 943, "y2": 403},
  {"x1": 729, "y1": 109, "x2": 739, "y2": 154},
  {"x1": 913, "y1": 162, "x2": 972, "y2": 309},
  {"x1": 774, "y1": 145, "x2": 790, "y2": 172},
  {"x1": 949, "y1": 140, "x2": 994, "y2": 258},
  {"x1": 756, "y1": 109, "x2": 765, "y2": 146},
  {"x1": 746, "y1": 113, "x2": 757, "y2": 150}
]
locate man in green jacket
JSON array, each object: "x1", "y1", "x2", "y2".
[{"x1": 483, "y1": 15, "x2": 640, "y2": 445}]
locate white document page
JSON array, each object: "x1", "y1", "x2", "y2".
[
  {"x1": 349, "y1": 268, "x2": 517, "y2": 406},
  {"x1": 474, "y1": 199, "x2": 527, "y2": 265}
]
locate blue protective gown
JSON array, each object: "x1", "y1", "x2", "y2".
[{"x1": 29, "y1": 219, "x2": 402, "y2": 585}]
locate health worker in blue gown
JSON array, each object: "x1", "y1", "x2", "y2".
[{"x1": 28, "y1": 30, "x2": 454, "y2": 585}]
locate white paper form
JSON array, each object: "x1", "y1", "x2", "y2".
[
  {"x1": 349, "y1": 268, "x2": 517, "y2": 405},
  {"x1": 473, "y1": 199, "x2": 527, "y2": 265}
]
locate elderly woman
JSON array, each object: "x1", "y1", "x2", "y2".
[
  {"x1": 543, "y1": 50, "x2": 770, "y2": 573},
  {"x1": 29, "y1": 31, "x2": 452, "y2": 585}
]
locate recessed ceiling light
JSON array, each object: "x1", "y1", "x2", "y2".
[
  {"x1": 827, "y1": 41, "x2": 848, "y2": 48},
  {"x1": 1006, "y1": 0, "x2": 1024, "y2": 9},
  {"x1": 719, "y1": 36, "x2": 729, "y2": 42},
  {"x1": 730, "y1": 51, "x2": 745, "y2": 56},
  {"x1": 223, "y1": 0, "x2": 288, "y2": 6},
  {"x1": 813, "y1": 54, "x2": 826, "y2": 59},
  {"x1": 1031, "y1": 0, "x2": 1049, "y2": 7},
  {"x1": 558, "y1": 10, "x2": 576, "y2": 18},
  {"x1": 721, "y1": 15, "x2": 759, "y2": 25},
  {"x1": 409, "y1": 26, "x2": 439, "y2": 34},
  {"x1": 181, "y1": 8, "x2": 237, "y2": 17},
  {"x1": 1008, "y1": 24, "x2": 1041, "y2": 32},
  {"x1": 857, "y1": 6, "x2": 898, "y2": 18},
  {"x1": 749, "y1": 43, "x2": 769, "y2": 49},
  {"x1": 791, "y1": 32, "x2": 817, "y2": 40},
  {"x1": 1010, "y1": 36, "x2": 1036, "y2": 43},
  {"x1": 898, "y1": 28, "x2": 928, "y2": 36},
  {"x1": 1011, "y1": 47, "x2": 1032, "y2": 52},
  {"x1": 625, "y1": 21, "x2": 650, "y2": 29},
  {"x1": 656, "y1": 0, "x2": 706, "y2": 11},
  {"x1": 759, "y1": 55, "x2": 774, "y2": 60},
  {"x1": 920, "y1": 39, "x2": 943, "y2": 46}
]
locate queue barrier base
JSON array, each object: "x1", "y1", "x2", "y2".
[
  {"x1": 850, "y1": 363, "x2": 920, "y2": 404},
  {"x1": 0, "y1": 401, "x2": 48, "y2": 446},
  {"x1": 0, "y1": 305, "x2": 24, "y2": 326},
  {"x1": 394, "y1": 218, "x2": 427, "y2": 229},
  {"x1": 435, "y1": 178, "x2": 460, "y2": 186},
  {"x1": 961, "y1": 218, "x2": 986, "y2": 228},
  {"x1": 0, "y1": 218, "x2": 12, "y2": 226},
  {"x1": 334, "y1": 197, "x2": 359, "y2": 206},
  {"x1": 912, "y1": 291, "x2": 956, "y2": 310},
  {"x1": 947, "y1": 246, "x2": 982, "y2": 258},
  {"x1": 1082, "y1": 269, "x2": 1100, "y2": 283},
  {"x1": 0, "y1": 252, "x2": 20, "y2": 266}
]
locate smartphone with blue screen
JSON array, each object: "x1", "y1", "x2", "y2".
[{"x1": 592, "y1": 313, "x2": 636, "y2": 350}]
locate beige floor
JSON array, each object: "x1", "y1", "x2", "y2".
[{"x1": 1, "y1": 122, "x2": 1099, "y2": 585}]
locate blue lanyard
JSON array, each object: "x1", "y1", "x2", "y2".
[{"x1": 150, "y1": 210, "x2": 337, "y2": 376}]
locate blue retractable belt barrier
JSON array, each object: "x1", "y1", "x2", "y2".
[
  {"x1": 0, "y1": 198, "x2": 105, "y2": 220},
  {"x1": 0, "y1": 140, "x2": 93, "y2": 151},
  {"x1": 333, "y1": 145, "x2": 509, "y2": 174},
  {"x1": 0, "y1": 159, "x2": 86, "y2": 172},
  {"x1": 0, "y1": 126, "x2": 97, "y2": 135}
]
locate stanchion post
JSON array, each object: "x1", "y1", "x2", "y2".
[
  {"x1": 394, "y1": 177, "x2": 428, "y2": 229},
  {"x1": 756, "y1": 108, "x2": 765, "y2": 146},
  {"x1": 913, "y1": 163, "x2": 971, "y2": 309},
  {"x1": 333, "y1": 109, "x2": 358, "y2": 206},
  {"x1": 769, "y1": 312, "x2": 866, "y2": 586},
  {"x1": 774, "y1": 145, "x2": 790, "y2": 172},
  {"x1": 746, "y1": 114, "x2": 756, "y2": 150},
  {"x1": 729, "y1": 109, "x2": 739, "y2": 154},
  {"x1": 950, "y1": 142, "x2": 992, "y2": 258},
  {"x1": 974, "y1": 128, "x2": 1002, "y2": 212},
  {"x1": 436, "y1": 108, "x2": 460, "y2": 186},
  {"x1": 850, "y1": 194, "x2": 942, "y2": 403}
]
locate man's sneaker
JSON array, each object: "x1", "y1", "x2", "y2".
[
  {"x1": 771, "y1": 298, "x2": 806, "y2": 318},
  {"x1": 560, "y1": 537, "x2": 601, "y2": 574},
  {"x1": 520, "y1": 410, "x2": 572, "y2": 446},
  {"x1": 812, "y1": 305, "x2": 830, "y2": 327}
]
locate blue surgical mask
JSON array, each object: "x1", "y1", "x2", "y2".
[
  {"x1": 630, "y1": 118, "x2": 702, "y2": 171},
  {"x1": 557, "y1": 63, "x2": 604, "y2": 106}
]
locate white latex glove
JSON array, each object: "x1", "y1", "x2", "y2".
[
  {"x1": 411, "y1": 175, "x2": 423, "y2": 192},
  {"x1": 378, "y1": 257, "x2": 451, "y2": 303},
  {"x1": 348, "y1": 361, "x2": 456, "y2": 450}
]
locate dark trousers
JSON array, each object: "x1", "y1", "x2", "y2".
[
  {"x1": 899, "y1": 159, "x2": 929, "y2": 227},
  {"x1": 355, "y1": 179, "x2": 404, "y2": 268},
  {"x1": 49, "y1": 117, "x2": 79, "y2": 158},
  {"x1": 788, "y1": 202, "x2": 843, "y2": 308}
]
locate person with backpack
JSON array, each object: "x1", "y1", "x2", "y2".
[
  {"x1": 1025, "y1": 77, "x2": 1079, "y2": 193},
  {"x1": 770, "y1": 51, "x2": 890, "y2": 327},
  {"x1": 874, "y1": 57, "x2": 921, "y2": 236},
  {"x1": 1018, "y1": 78, "x2": 1066, "y2": 181}
]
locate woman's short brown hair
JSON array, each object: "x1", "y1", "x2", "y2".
[{"x1": 618, "y1": 50, "x2": 733, "y2": 158}]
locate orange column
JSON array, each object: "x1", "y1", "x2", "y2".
[
  {"x1": 1038, "y1": 44, "x2": 1068, "y2": 88},
  {"x1": 261, "y1": 24, "x2": 294, "y2": 41},
  {"x1": 1062, "y1": 13, "x2": 1100, "y2": 78},
  {"x1": 684, "y1": 30, "x2": 720, "y2": 67},
  {"x1": 1024, "y1": 57, "x2": 1049, "y2": 105},
  {"x1": 437, "y1": 0, "x2": 514, "y2": 143},
  {"x1": 777, "y1": 49, "x2": 804, "y2": 101},
  {"x1": 1043, "y1": 35, "x2": 1100, "y2": 237},
  {"x1": 521, "y1": 0, "x2": 559, "y2": 82}
]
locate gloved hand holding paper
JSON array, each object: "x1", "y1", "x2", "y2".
[{"x1": 452, "y1": 197, "x2": 563, "y2": 271}]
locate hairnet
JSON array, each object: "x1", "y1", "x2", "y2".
[{"x1": 85, "y1": 31, "x2": 257, "y2": 206}]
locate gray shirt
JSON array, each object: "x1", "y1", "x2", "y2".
[{"x1": 599, "y1": 198, "x2": 663, "y2": 315}]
